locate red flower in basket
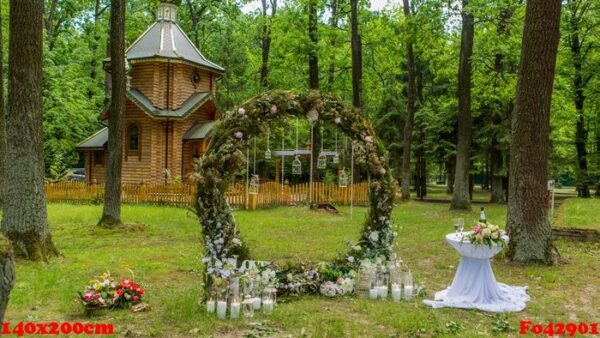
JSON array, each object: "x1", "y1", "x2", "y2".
[
  {"x1": 121, "y1": 279, "x2": 133, "y2": 288},
  {"x1": 133, "y1": 296, "x2": 140, "y2": 303}
]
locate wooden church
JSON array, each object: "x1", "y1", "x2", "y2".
[{"x1": 77, "y1": 1, "x2": 223, "y2": 184}]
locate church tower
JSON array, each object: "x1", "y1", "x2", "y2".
[{"x1": 78, "y1": 1, "x2": 224, "y2": 184}]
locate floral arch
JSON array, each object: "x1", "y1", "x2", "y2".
[{"x1": 194, "y1": 90, "x2": 397, "y2": 296}]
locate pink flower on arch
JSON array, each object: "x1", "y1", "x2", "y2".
[
  {"x1": 270, "y1": 105, "x2": 278, "y2": 114},
  {"x1": 238, "y1": 107, "x2": 246, "y2": 115},
  {"x1": 234, "y1": 131, "x2": 244, "y2": 139}
]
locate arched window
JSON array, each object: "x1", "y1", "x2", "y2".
[{"x1": 127, "y1": 123, "x2": 141, "y2": 159}]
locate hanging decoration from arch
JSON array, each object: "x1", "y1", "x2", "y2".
[{"x1": 193, "y1": 90, "x2": 397, "y2": 297}]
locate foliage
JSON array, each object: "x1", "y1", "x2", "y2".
[
  {"x1": 444, "y1": 321, "x2": 464, "y2": 334},
  {"x1": 1, "y1": 0, "x2": 594, "y2": 188},
  {"x1": 491, "y1": 313, "x2": 512, "y2": 334}
]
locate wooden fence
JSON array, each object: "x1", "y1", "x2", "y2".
[{"x1": 44, "y1": 181, "x2": 369, "y2": 209}]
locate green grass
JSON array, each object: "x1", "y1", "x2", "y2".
[
  {"x1": 555, "y1": 198, "x2": 600, "y2": 229},
  {"x1": 425, "y1": 184, "x2": 577, "y2": 203},
  {"x1": 423, "y1": 185, "x2": 492, "y2": 202},
  {"x1": 2, "y1": 202, "x2": 599, "y2": 337}
]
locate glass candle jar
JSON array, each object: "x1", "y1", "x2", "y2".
[
  {"x1": 206, "y1": 296, "x2": 216, "y2": 313},
  {"x1": 216, "y1": 294, "x2": 228, "y2": 319},
  {"x1": 242, "y1": 295, "x2": 254, "y2": 318},
  {"x1": 403, "y1": 270, "x2": 414, "y2": 301},
  {"x1": 262, "y1": 287, "x2": 276, "y2": 314}
]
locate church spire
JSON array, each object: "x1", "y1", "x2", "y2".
[{"x1": 157, "y1": 1, "x2": 179, "y2": 22}]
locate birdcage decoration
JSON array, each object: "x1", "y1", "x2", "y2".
[
  {"x1": 249, "y1": 174, "x2": 260, "y2": 195},
  {"x1": 332, "y1": 152, "x2": 340, "y2": 164},
  {"x1": 265, "y1": 127, "x2": 272, "y2": 160},
  {"x1": 292, "y1": 155, "x2": 302, "y2": 175},
  {"x1": 339, "y1": 168, "x2": 348, "y2": 188},
  {"x1": 317, "y1": 152, "x2": 327, "y2": 169}
]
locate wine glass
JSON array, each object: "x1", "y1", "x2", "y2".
[
  {"x1": 457, "y1": 218, "x2": 465, "y2": 234},
  {"x1": 454, "y1": 218, "x2": 464, "y2": 235}
]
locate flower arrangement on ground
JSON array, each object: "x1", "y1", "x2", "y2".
[
  {"x1": 79, "y1": 272, "x2": 145, "y2": 311},
  {"x1": 464, "y1": 222, "x2": 506, "y2": 248}
]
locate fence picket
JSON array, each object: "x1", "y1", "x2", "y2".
[{"x1": 44, "y1": 180, "x2": 370, "y2": 208}]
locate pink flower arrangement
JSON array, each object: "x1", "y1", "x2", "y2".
[
  {"x1": 465, "y1": 222, "x2": 505, "y2": 248},
  {"x1": 79, "y1": 272, "x2": 145, "y2": 311}
]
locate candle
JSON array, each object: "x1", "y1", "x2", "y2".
[
  {"x1": 216, "y1": 301, "x2": 227, "y2": 319},
  {"x1": 391, "y1": 286, "x2": 401, "y2": 302},
  {"x1": 369, "y1": 288, "x2": 378, "y2": 300},
  {"x1": 252, "y1": 297, "x2": 261, "y2": 310},
  {"x1": 378, "y1": 286, "x2": 388, "y2": 299},
  {"x1": 404, "y1": 285, "x2": 413, "y2": 301},
  {"x1": 206, "y1": 300, "x2": 216, "y2": 313},
  {"x1": 262, "y1": 299, "x2": 274, "y2": 314},
  {"x1": 230, "y1": 302, "x2": 240, "y2": 319}
]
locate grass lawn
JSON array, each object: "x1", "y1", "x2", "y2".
[
  {"x1": 554, "y1": 198, "x2": 600, "y2": 230},
  {"x1": 422, "y1": 185, "x2": 491, "y2": 202},
  {"x1": 2, "y1": 202, "x2": 599, "y2": 337}
]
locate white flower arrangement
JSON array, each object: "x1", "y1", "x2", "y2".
[{"x1": 319, "y1": 277, "x2": 355, "y2": 297}]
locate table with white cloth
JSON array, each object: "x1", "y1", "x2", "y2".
[{"x1": 423, "y1": 232, "x2": 530, "y2": 312}]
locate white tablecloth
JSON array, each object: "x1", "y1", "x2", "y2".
[{"x1": 423, "y1": 232, "x2": 530, "y2": 312}]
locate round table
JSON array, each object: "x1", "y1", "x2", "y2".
[{"x1": 423, "y1": 232, "x2": 530, "y2": 312}]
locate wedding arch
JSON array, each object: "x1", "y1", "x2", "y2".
[{"x1": 194, "y1": 90, "x2": 397, "y2": 296}]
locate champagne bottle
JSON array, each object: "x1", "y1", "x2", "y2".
[{"x1": 479, "y1": 207, "x2": 487, "y2": 224}]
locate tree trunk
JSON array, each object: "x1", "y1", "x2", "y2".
[
  {"x1": 44, "y1": 0, "x2": 59, "y2": 50},
  {"x1": 88, "y1": 0, "x2": 108, "y2": 100},
  {"x1": 0, "y1": 236, "x2": 15, "y2": 322},
  {"x1": 450, "y1": 0, "x2": 474, "y2": 210},
  {"x1": 597, "y1": 127, "x2": 600, "y2": 196},
  {"x1": 350, "y1": 0, "x2": 362, "y2": 108},
  {"x1": 490, "y1": 146, "x2": 507, "y2": 203},
  {"x1": 401, "y1": 0, "x2": 416, "y2": 200},
  {"x1": 260, "y1": 0, "x2": 277, "y2": 90},
  {"x1": 98, "y1": 0, "x2": 126, "y2": 228},
  {"x1": 446, "y1": 156, "x2": 455, "y2": 193},
  {"x1": 0, "y1": 1, "x2": 5, "y2": 208},
  {"x1": 414, "y1": 128, "x2": 427, "y2": 199},
  {"x1": 308, "y1": 0, "x2": 319, "y2": 91},
  {"x1": 2, "y1": 0, "x2": 59, "y2": 260},
  {"x1": 327, "y1": 0, "x2": 339, "y2": 90},
  {"x1": 308, "y1": 0, "x2": 321, "y2": 181},
  {"x1": 567, "y1": 1, "x2": 590, "y2": 198},
  {"x1": 506, "y1": 0, "x2": 561, "y2": 264},
  {"x1": 186, "y1": 0, "x2": 200, "y2": 48}
]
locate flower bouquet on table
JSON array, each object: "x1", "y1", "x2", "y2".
[{"x1": 463, "y1": 222, "x2": 506, "y2": 248}]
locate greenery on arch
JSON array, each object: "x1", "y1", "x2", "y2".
[{"x1": 193, "y1": 90, "x2": 397, "y2": 296}]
